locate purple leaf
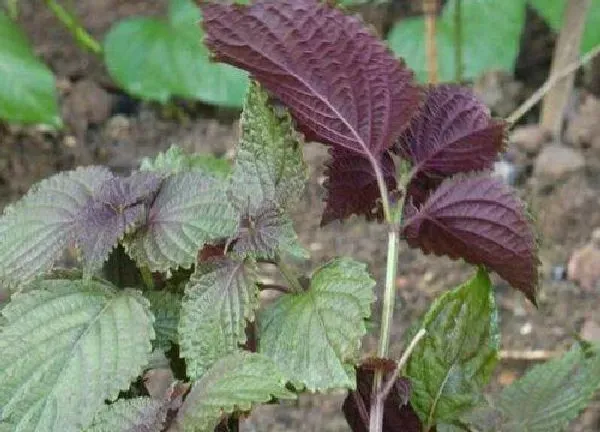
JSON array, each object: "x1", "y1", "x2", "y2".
[
  {"x1": 343, "y1": 365, "x2": 421, "y2": 432},
  {"x1": 233, "y1": 204, "x2": 307, "y2": 259},
  {"x1": 202, "y1": 0, "x2": 420, "y2": 162},
  {"x1": 397, "y1": 85, "x2": 505, "y2": 202},
  {"x1": 75, "y1": 172, "x2": 163, "y2": 271},
  {"x1": 402, "y1": 174, "x2": 538, "y2": 303},
  {"x1": 322, "y1": 148, "x2": 397, "y2": 225}
]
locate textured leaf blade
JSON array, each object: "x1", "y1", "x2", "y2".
[
  {"x1": 388, "y1": 0, "x2": 526, "y2": 82},
  {"x1": 104, "y1": 0, "x2": 248, "y2": 107},
  {"x1": 0, "y1": 11, "x2": 61, "y2": 127},
  {"x1": 145, "y1": 291, "x2": 182, "y2": 350},
  {"x1": 495, "y1": 343, "x2": 600, "y2": 432},
  {"x1": 140, "y1": 145, "x2": 231, "y2": 179},
  {"x1": 76, "y1": 172, "x2": 163, "y2": 273},
  {"x1": 322, "y1": 148, "x2": 397, "y2": 225},
  {"x1": 233, "y1": 205, "x2": 308, "y2": 260},
  {"x1": 231, "y1": 82, "x2": 307, "y2": 213},
  {"x1": 0, "y1": 166, "x2": 113, "y2": 286},
  {"x1": 202, "y1": 0, "x2": 420, "y2": 159},
  {"x1": 402, "y1": 175, "x2": 538, "y2": 302},
  {"x1": 405, "y1": 268, "x2": 499, "y2": 427},
  {"x1": 174, "y1": 352, "x2": 296, "y2": 431},
  {"x1": 124, "y1": 172, "x2": 239, "y2": 272},
  {"x1": 86, "y1": 398, "x2": 165, "y2": 432},
  {"x1": 397, "y1": 85, "x2": 505, "y2": 198},
  {"x1": 0, "y1": 279, "x2": 155, "y2": 432},
  {"x1": 260, "y1": 258, "x2": 375, "y2": 391},
  {"x1": 179, "y1": 257, "x2": 258, "y2": 379}
]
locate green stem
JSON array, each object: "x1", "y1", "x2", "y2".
[
  {"x1": 454, "y1": 0, "x2": 463, "y2": 82},
  {"x1": 45, "y1": 0, "x2": 102, "y2": 55},
  {"x1": 277, "y1": 260, "x2": 304, "y2": 293},
  {"x1": 6, "y1": 0, "x2": 18, "y2": 19}
]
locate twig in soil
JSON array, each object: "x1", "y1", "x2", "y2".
[
  {"x1": 423, "y1": 0, "x2": 439, "y2": 84},
  {"x1": 506, "y1": 43, "x2": 600, "y2": 126},
  {"x1": 499, "y1": 349, "x2": 562, "y2": 361},
  {"x1": 45, "y1": 0, "x2": 102, "y2": 55}
]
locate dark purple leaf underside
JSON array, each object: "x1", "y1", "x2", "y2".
[
  {"x1": 201, "y1": 0, "x2": 420, "y2": 159},
  {"x1": 397, "y1": 84, "x2": 505, "y2": 203},
  {"x1": 402, "y1": 174, "x2": 538, "y2": 303},
  {"x1": 322, "y1": 148, "x2": 397, "y2": 225},
  {"x1": 76, "y1": 172, "x2": 162, "y2": 269},
  {"x1": 343, "y1": 366, "x2": 421, "y2": 432}
]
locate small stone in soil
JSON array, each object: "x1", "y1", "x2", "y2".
[{"x1": 533, "y1": 144, "x2": 585, "y2": 182}]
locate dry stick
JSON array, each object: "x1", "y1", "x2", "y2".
[
  {"x1": 424, "y1": 0, "x2": 439, "y2": 84},
  {"x1": 540, "y1": 0, "x2": 591, "y2": 137},
  {"x1": 499, "y1": 349, "x2": 562, "y2": 361},
  {"x1": 506, "y1": 44, "x2": 600, "y2": 126}
]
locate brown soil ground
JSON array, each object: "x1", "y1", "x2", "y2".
[{"x1": 1, "y1": 1, "x2": 599, "y2": 430}]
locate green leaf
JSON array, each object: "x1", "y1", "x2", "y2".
[
  {"x1": 388, "y1": 0, "x2": 526, "y2": 82},
  {"x1": 104, "y1": 0, "x2": 248, "y2": 107},
  {"x1": 529, "y1": 0, "x2": 600, "y2": 54},
  {"x1": 124, "y1": 172, "x2": 239, "y2": 272},
  {"x1": 86, "y1": 398, "x2": 166, "y2": 432},
  {"x1": 0, "y1": 279, "x2": 154, "y2": 431},
  {"x1": 494, "y1": 342, "x2": 600, "y2": 431},
  {"x1": 231, "y1": 83, "x2": 307, "y2": 214},
  {"x1": 145, "y1": 290, "x2": 182, "y2": 350},
  {"x1": 140, "y1": 145, "x2": 231, "y2": 178},
  {"x1": 405, "y1": 268, "x2": 499, "y2": 428},
  {"x1": 174, "y1": 351, "x2": 296, "y2": 431},
  {"x1": 259, "y1": 258, "x2": 375, "y2": 391},
  {"x1": 179, "y1": 257, "x2": 258, "y2": 379},
  {"x1": 0, "y1": 11, "x2": 61, "y2": 127},
  {"x1": 0, "y1": 166, "x2": 113, "y2": 288}
]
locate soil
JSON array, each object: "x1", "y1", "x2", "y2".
[{"x1": 2, "y1": 1, "x2": 600, "y2": 430}]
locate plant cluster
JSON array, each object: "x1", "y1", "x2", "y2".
[{"x1": 0, "y1": 1, "x2": 599, "y2": 432}]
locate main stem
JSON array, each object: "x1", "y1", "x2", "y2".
[
  {"x1": 368, "y1": 164, "x2": 401, "y2": 432},
  {"x1": 45, "y1": 0, "x2": 102, "y2": 54}
]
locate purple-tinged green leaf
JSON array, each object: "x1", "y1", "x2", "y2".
[
  {"x1": 402, "y1": 174, "x2": 538, "y2": 302},
  {"x1": 124, "y1": 172, "x2": 239, "y2": 272},
  {"x1": 0, "y1": 166, "x2": 113, "y2": 287},
  {"x1": 233, "y1": 204, "x2": 308, "y2": 260},
  {"x1": 178, "y1": 257, "x2": 258, "y2": 379},
  {"x1": 322, "y1": 148, "x2": 397, "y2": 225},
  {"x1": 397, "y1": 85, "x2": 505, "y2": 201},
  {"x1": 343, "y1": 367, "x2": 421, "y2": 432},
  {"x1": 201, "y1": 0, "x2": 420, "y2": 161},
  {"x1": 76, "y1": 172, "x2": 162, "y2": 273}
]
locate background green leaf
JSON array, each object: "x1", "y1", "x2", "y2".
[
  {"x1": 179, "y1": 257, "x2": 258, "y2": 379},
  {"x1": 0, "y1": 11, "x2": 61, "y2": 127},
  {"x1": 104, "y1": 0, "x2": 248, "y2": 107},
  {"x1": 406, "y1": 268, "x2": 500, "y2": 428},
  {"x1": 494, "y1": 342, "x2": 600, "y2": 431},
  {"x1": 174, "y1": 351, "x2": 296, "y2": 432},
  {"x1": 388, "y1": 0, "x2": 526, "y2": 82},
  {"x1": 0, "y1": 279, "x2": 154, "y2": 431},
  {"x1": 259, "y1": 258, "x2": 375, "y2": 391},
  {"x1": 529, "y1": 0, "x2": 600, "y2": 54}
]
